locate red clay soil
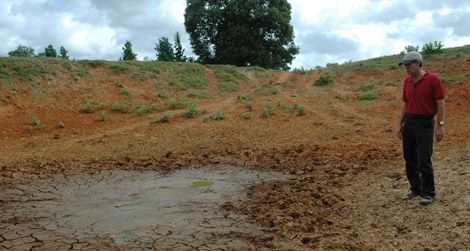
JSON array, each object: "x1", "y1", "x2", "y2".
[{"x1": 1, "y1": 59, "x2": 469, "y2": 250}]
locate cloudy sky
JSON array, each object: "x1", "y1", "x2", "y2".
[{"x1": 1, "y1": 0, "x2": 469, "y2": 68}]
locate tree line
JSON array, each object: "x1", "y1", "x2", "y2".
[{"x1": 6, "y1": 0, "x2": 299, "y2": 70}]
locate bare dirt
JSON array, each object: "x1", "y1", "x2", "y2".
[{"x1": 1, "y1": 58, "x2": 469, "y2": 250}]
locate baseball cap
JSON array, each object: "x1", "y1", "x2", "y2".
[{"x1": 398, "y1": 51, "x2": 422, "y2": 65}]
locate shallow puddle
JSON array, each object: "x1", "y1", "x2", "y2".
[{"x1": 0, "y1": 166, "x2": 288, "y2": 249}]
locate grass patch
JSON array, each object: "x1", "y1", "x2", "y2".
[
  {"x1": 359, "y1": 90, "x2": 380, "y2": 101},
  {"x1": 261, "y1": 102, "x2": 274, "y2": 118},
  {"x1": 168, "y1": 63, "x2": 207, "y2": 90},
  {"x1": 187, "y1": 91, "x2": 209, "y2": 99},
  {"x1": 211, "y1": 65, "x2": 247, "y2": 93},
  {"x1": 111, "y1": 102, "x2": 129, "y2": 113},
  {"x1": 158, "y1": 113, "x2": 172, "y2": 123},
  {"x1": 114, "y1": 82, "x2": 124, "y2": 88},
  {"x1": 99, "y1": 111, "x2": 108, "y2": 121},
  {"x1": 109, "y1": 63, "x2": 129, "y2": 73},
  {"x1": 210, "y1": 109, "x2": 225, "y2": 120},
  {"x1": 184, "y1": 103, "x2": 198, "y2": 118},
  {"x1": 119, "y1": 89, "x2": 132, "y2": 100},
  {"x1": 80, "y1": 101, "x2": 103, "y2": 113},
  {"x1": 169, "y1": 97, "x2": 187, "y2": 109},
  {"x1": 192, "y1": 181, "x2": 213, "y2": 187}
]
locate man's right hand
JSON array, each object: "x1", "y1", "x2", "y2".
[{"x1": 397, "y1": 127, "x2": 403, "y2": 140}]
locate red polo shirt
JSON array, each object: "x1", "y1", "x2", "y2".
[{"x1": 402, "y1": 71, "x2": 444, "y2": 116}]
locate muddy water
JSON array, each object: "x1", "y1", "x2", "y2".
[{"x1": 0, "y1": 167, "x2": 289, "y2": 250}]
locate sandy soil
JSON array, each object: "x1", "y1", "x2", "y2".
[{"x1": 0, "y1": 60, "x2": 469, "y2": 250}]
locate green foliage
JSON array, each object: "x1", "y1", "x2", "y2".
[
  {"x1": 218, "y1": 82, "x2": 238, "y2": 93},
  {"x1": 80, "y1": 101, "x2": 103, "y2": 113},
  {"x1": 261, "y1": 102, "x2": 274, "y2": 118},
  {"x1": 404, "y1": 45, "x2": 419, "y2": 52},
  {"x1": 114, "y1": 82, "x2": 124, "y2": 88},
  {"x1": 169, "y1": 64, "x2": 207, "y2": 89},
  {"x1": 45, "y1": 44, "x2": 57, "y2": 58},
  {"x1": 155, "y1": 37, "x2": 175, "y2": 62},
  {"x1": 121, "y1": 40, "x2": 137, "y2": 60},
  {"x1": 159, "y1": 113, "x2": 172, "y2": 123},
  {"x1": 169, "y1": 97, "x2": 187, "y2": 109},
  {"x1": 252, "y1": 85, "x2": 278, "y2": 97},
  {"x1": 314, "y1": 75, "x2": 334, "y2": 86},
  {"x1": 156, "y1": 91, "x2": 168, "y2": 99},
  {"x1": 109, "y1": 63, "x2": 129, "y2": 73},
  {"x1": 99, "y1": 111, "x2": 108, "y2": 121},
  {"x1": 184, "y1": 0, "x2": 299, "y2": 70},
  {"x1": 422, "y1": 41, "x2": 444, "y2": 55},
  {"x1": 211, "y1": 65, "x2": 246, "y2": 92},
  {"x1": 243, "y1": 100, "x2": 253, "y2": 111},
  {"x1": 59, "y1": 46, "x2": 69, "y2": 59},
  {"x1": 174, "y1": 32, "x2": 187, "y2": 62},
  {"x1": 210, "y1": 109, "x2": 225, "y2": 120},
  {"x1": 58, "y1": 121, "x2": 65, "y2": 128},
  {"x1": 111, "y1": 102, "x2": 129, "y2": 113},
  {"x1": 184, "y1": 103, "x2": 198, "y2": 118},
  {"x1": 133, "y1": 104, "x2": 154, "y2": 116},
  {"x1": 119, "y1": 89, "x2": 132, "y2": 100},
  {"x1": 293, "y1": 103, "x2": 305, "y2": 116},
  {"x1": 31, "y1": 116, "x2": 43, "y2": 129},
  {"x1": 187, "y1": 91, "x2": 208, "y2": 99},
  {"x1": 8, "y1": 45, "x2": 35, "y2": 57}
]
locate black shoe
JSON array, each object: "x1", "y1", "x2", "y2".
[
  {"x1": 401, "y1": 192, "x2": 419, "y2": 201},
  {"x1": 420, "y1": 196, "x2": 433, "y2": 205}
]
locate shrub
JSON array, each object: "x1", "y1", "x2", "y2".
[
  {"x1": 293, "y1": 103, "x2": 305, "y2": 116},
  {"x1": 58, "y1": 121, "x2": 65, "y2": 128},
  {"x1": 242, "y1": 111, "x2": 251, "y2": 119},
  {"x1": 169, "y1": 97, "x2": 187, "y2": 109},
  {"x1": 159, "y1": 113, "x2": 171, "y2": 123},
  {"x1": 99, "y1": 111, "x2": 108, "y2": 121},
  {"x1": 422, "y1": 41, "x2": 444, "y2": 55},
  {"x1": 134, "y1": 105, "x2": 153, "y2": 116},
  {"x1": 359, "y1": 90, "x2": 379, "y2": 101},
  {"x1": 111, "y1": 102, "x2": 129, "y2": 113},
  {"x1": 31, "y1": 116, "x2": 43, "y2": 129},
  {"x1": 404, "y1": 45, "x2": 419, "y2": 52},
  {"x1": 114, "y1": 82, "x2": 124, "y2": 88},
  {"x1": 80, "y1": 101, "x2": 103, "y2": 113},
  {"x1": 219, "y1": 82, "x2": 238, "y2": 93},
  {"x1": 119, "y1": 89, "x2": 132, "y2": 100},
  {"x1": 184, "y1": 103, "x2": 198, "y2": 118},
  {"x1": 261, "y1": 102, "x2": 274, "y2": 118},
  {"x1": 243, "y1": 100, "x2": 253, "y2": 111},
  {"x1": 210, "y1": 109, "x2": 225, "y2": 120},
  {"x1": 314, "y1": 75, "x2": 333, "y2": 86}
]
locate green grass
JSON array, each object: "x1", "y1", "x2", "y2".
[
  {"x1": 192, "y1": 181, "x2": 213, "y2": 187},
  {"x1": 184, "y1": 103, "x2": 198, "y2": 118},
  {"x1": 314, "y1": 75, "x2": 334, "y2": 86},
  {"x1": 210, "y1": 109, "x2": 225, "y2": 120},
  {"x1": 119, "y1": 89, "x2": 132, "y2": 100},
  {"x1": 111, "y1": 102, "x2": 129, "y2": 113},
  {"x1": 158, "y1": 113, "x2": 172, "y2": 123},
  {"x1": 187, "y1": 91, "x2": 209, "y2": 99},
  {"x1": 80, "y1": 101, "x2": 103, "y2": 113},
  {"x1": 169, "y1": 97, "x2": 187, "y2": 109},
  {"x1": 168, "y1": 63, "x2": 207, "y2": 90},
  {"x1": 261, "y1": 102, "x2": 274, "y2": 118},
  {"x1": 210, "y1": 65, "x2": 247, "y2": 93}
]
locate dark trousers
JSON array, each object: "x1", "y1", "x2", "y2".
[{"x1": 402, "y1": 117, "x2": 436, "y2": 197}]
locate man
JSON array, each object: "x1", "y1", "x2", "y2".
[{"x1": 397, "y1": 51, "x2": 445, "y2": 205}]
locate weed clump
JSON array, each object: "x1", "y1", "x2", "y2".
[
  {"x1": 210, "y1": 109, "x2": 225, "y2": 120},
  {"x1": 261, "y1": 102, "x2": 274, "y2": 118},
  {"x1": 314, "y1": 75, "x2": 334, "y2": 86}
]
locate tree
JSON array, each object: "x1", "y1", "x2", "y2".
[
  {"x1": 45, "y1": 44, "x2": 57, "y2": 57},
  {"x1": 8, "y1": 45, "x2": 36, "y2": 57},
  {"x1": 184, "y1": 0, "x2": 299, "y2": 70},
  {"x1": 59, "y1": 46, "x2": 69, "y2": 59},
  {"x1": 121, "y1": 40, "x2": 137, "y2": 60},
  {"x1": 422, "y1": 41, "x2": 444, "y2": 55},
  {"x1": 174, "y1": 32, "x2": 187, "y2": 62},
  {"x1": 155, "y1": 37, "x2": 175, "y2": 61}
]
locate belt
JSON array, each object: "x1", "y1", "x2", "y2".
[{"x1": 405, "y1": 113, "x2": 434, "y2": 120}]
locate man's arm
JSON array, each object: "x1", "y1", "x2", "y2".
[
  {"x1": 435, "y1": 99, "x2": 445, "y2": 142},
  {"x1": 397, "y1": 102, "x2": 407, "y2": 140}
]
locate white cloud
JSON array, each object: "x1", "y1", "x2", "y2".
[{"x1": 0, "y1": 0, "x2": 469, "y2": 68}]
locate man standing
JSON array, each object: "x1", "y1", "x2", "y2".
[{"x1": 397, "y1": 51, "x2": 445, "y2": 205}]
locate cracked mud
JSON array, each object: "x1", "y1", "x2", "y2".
[{"x1": 0, "y1": 167, "x2": 289, "y2": 250}]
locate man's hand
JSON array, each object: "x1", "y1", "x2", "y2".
[
  {"x1": 397, "y1": 126, "x2": 403, "y2": 140},
  {"x1": 435, "y1": 126, "x2": 444, "y2": 142}
]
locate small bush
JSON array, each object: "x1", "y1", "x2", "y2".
[
  {"x1": 58, "y1": 121, "x2": 65, "y2": 128},
  {"x1": 31, "y1": 116, "x2": 43, "y2": 129},
  {"x1": 184, "y1": 103, "x2": 198, "y2": 118},
  {"x1": 111, "y1": 102, "x2": 129, "y2": 113},
  {"x1": 114, "y1": 82, "x2": 124, "y2": 88},
  {"x1": 219, "y1": 82, "x2": 238, "y2": 93},
  {"x1": 159, "y1": 113, "x2": 171, "y2": 123},
  {"x1": 314, "y1": 75, "x2": 333, "y2": 86},
  {"x1": 156, "y1": 91, "x2": 168, "y2": 99},
  {"x1": 359, "y1": 90, "x2": 379, "y2": 101},
  {"x1": 210, "y1": 109, "x2": 225, "y2": 120},
  {"x1": 169, "y1": 97, "x2": 187, "y2": 109},
  {"x1": 99, "y1": 111, "x2": 108, "y2": 121},
  {"x1": 80, "y1": 101, "x2": 103, "y2": 113},
  {"x1": 134, "y1": 105, "x2": 153, "y2": 116},
  {"x1": 187, "y1": 91, "x2": 208, "y2": 99},
  {"x1": 293, "y1": 103, "x2": 305, "y2": 116},
  {"x1": 261, "y1": 102, "x2": 274, "y2": 118},
  {"x1": 243, "y1": 100, "x2": 253, "y2": 111},
  {"x1": 119, "y1": 89, "x2": 132, "y2": 100}
]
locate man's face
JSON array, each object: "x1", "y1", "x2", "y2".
[{"x1": 403, "y1": 60, "x2": 420, "y2": 75}]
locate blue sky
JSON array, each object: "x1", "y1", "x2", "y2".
[{"x1": 1, "y1": 0, "x2": 469, "y2": 68}]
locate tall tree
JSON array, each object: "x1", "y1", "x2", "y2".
[
  {"x1": 174, "y1": 32, "x2": 187, "y2": 62},
  {"x1": 121, "y1": 40, "x2": 137, "y2": 60},
  {"x1": 45, "y1": 44, "x2": 57, "y2": 57},
  {"x1": 155, "y1": 37, "x2": 175, "y2": 62},
  {"x1": 8, "y1": 45, "x2": 35, "y2": 57},
  {"x1": 184, "y1": 0, "x2": 299, "y2": 70},
  {"x1": 59, "y1": 46, "x2": 69, "y2": 59}
]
